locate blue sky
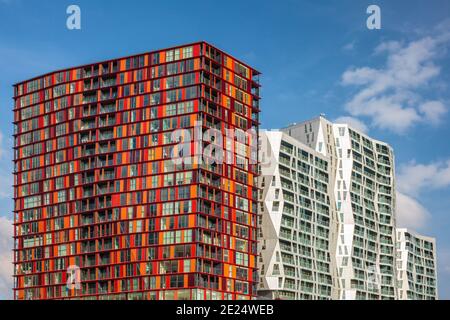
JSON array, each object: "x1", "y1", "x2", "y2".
[{"x1": 0, "y1": 0, "x2": 449, "y2": 299}]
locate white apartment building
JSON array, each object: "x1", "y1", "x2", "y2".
[
  {"x1": 257, "y1": 130, "x2": 338, "y2": 300},
  {"x1": 396, "y1": 228, "x2": 438, "y2": 300},
  {"x1": 282, "y1": 116, "x2": 397, "y2": 300}
]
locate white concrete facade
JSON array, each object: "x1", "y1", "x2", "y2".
[
  {"x1": 257, "y1": 131, "x2": 338, "y2": 299},
  {"x1": 282, "y1": 117, "x2": 397, "y2": 300},
  {"x1": 257, "y1": 116, "x2": 439, "y2": 300}
]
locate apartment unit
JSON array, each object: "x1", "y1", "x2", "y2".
[
  {"x1": 257, "y1": 131, "x2": 338, "y2": 300},
  {"x1": 396, "y1": 228, "x2": 438, "y2": 300},
  {"x1": 13, "y1": 42, "x2": 260, "y2": 300},
  {"x1": 282, "y1": 116, "x2": 397, "y2": 300}
]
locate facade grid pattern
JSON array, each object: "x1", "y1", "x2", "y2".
[{"x1": 13, "y1": 42, "x2": 260, "y2": 300}]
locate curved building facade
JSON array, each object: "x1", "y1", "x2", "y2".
[
  {"x1": 281, "y1": 117, "x2": 397, "y2": 300},
  {"x1": 257, "y1": 131, "x2": 338, "y2": 300}
]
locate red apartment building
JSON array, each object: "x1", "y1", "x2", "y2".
[{"x1": 13, "y1": 42, "x2": 260, "y2": 300}]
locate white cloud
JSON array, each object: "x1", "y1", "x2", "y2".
[
  {"x1": 0, "y1": 216, "x2": 13, "y2": 300},
  {"x1": 340, "y1": 23, "x2": 450, "y2": 133},
  {"x1": 0, "y1": 130, "x2": 13, "y2": 200},
  {"x1": 419, "y1": 100, "x2": 447, "y2": 125},
  {"x1": 374, "y1": 40, "x2": 403, "y2": 55},
  {"x1": 342, "y1": 41, "x2": 356, "y2": 52},
  {"x1": 396, "y1": 191, "x2": 431, "y2": 230},
  {"x1": 334, "y1": 116, "x2": 368, "y2": 133},
  {"x1": 397, "y1": 160, "x2": 450, "y2": 197},
  {"x1": 0, "y1": 171, "x2": 12, "y2": 199},
  {"x1": 396, "y1": 158, "x2": 450, "y2": 230},
  {"x1": 439, "y1": 248, "x2": 450, "y2": 275}
]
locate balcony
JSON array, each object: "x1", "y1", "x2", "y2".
[
  {"x1": 100, "y1": 103, "x2": 116, "y2": 114},
  {"x1": 251, "y1": 86, "x2": 260, "y2": 97},
  {"x1": 83, "y1": 186, "x2": 94, "y2": 198},
  {"x1": 100, "y1": 89, "x2": 117, "y2": 101},
  {"x1": 99, "y1": 116, "x2": 116, "y2": 128},
  {"x1": 201, "y1": 71, "x2": 222, "y2": 89},
  {"x1": 83, "y1": 93, "x2": 98, "y2": 104},
  {"x1": 82, "y1": 146, "x2": 96, "y2": 157},
  {"x1": 80, "y1": 133, "x2": 95, "y2": 144},
  {"x1": 101, "y1": 78, "x2": 117, "y2": 88},
  {"x1": 99, "y1": 129, "x2": 114, "y2": 141},
  {"x1": 83, "y1": 105, "x2": 97, "y2": 117},
  {"x1": 83, "y1": 173, "x2": 95, "y2": 184},
  {"x1": 97, "y1": 184, "x2": 113, "y2": 195},
  {"x1": 99, "y1": 142, "x2": 116, "y2": 154},
  {"x1": 80, "y1": 120, "x2": 96, "y2": 131},
  {"x1": 99, "y1": 169, "x2": 115, "y2": 181}
]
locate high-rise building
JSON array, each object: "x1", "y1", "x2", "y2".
[
  {"x1": 257, "y1": 131, "x2": 338, "y2": 300},
  {"x1": 13, "y1": 42, "x2": 261, "y2": 300},
  {"x1": 282, "y1": 116, "x2": 397, "y2": 300},
  {"x1": 396, "y1": 228, "x2": 438, "y2": 300}
]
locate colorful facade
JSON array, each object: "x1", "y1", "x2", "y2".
[{"x1": 13, "y1": 42, "x2": 260, "y2": 300}]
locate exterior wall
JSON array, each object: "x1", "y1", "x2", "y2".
[
  {"x1": 257, "y1": 131, "x2": 338, "y2": 300},
  {"x1": 283, "y1": 117, "x2": 397, "y2": 300},
  {"x1": 396, "y1": 228, "x2": 438, "y2": 300},
  {"x1": 13, "y1": 42, "x2": 260, "y2": 300}
]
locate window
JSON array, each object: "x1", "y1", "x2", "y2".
[
  {"x1": 57, "y1": 191, "x2": 66, "y2": 203},
  {"x1": 55, "y1": 177, "x2": 64, "y2": 189},
  {"x1": 180, "y1": 116, "x2": 191, "y2": 128},
  {"x1": 24, "y1": 195, "x2": 41, "y2": 209},
  {"x1": 56, "y1": 124, "x2": 66, "y2": 136},
  {"x1": 130, "y1": 179, "x2": 137, "y2": 191},
  {"x1": 130, "y1": 165, "x2": 138, "y2": 177},
  {"x1": 162, "y1": 202, "x2": 174, "y2": 216},
  {"x1": 183, "y1": 259, "x2": 191, "y2": 272},
  {"x1": 272, "y1": 202, "x2": 279, "y2": 212},
  {"x1": 174, "y1": 49, "x2": 181, "y2": 61},
  {"x1": 272, "y1": 264, "x2": 280, "y2": 275},
  {"x1": 166, "y1": 50, "x2": 174, "y2": 62},
  {"x1": 178, "y1": 215, "x2": 188, "y2": 228},
  {"x1": 153, "y1": 79, "x2": 160, "y2": 91},
  {"x1": 152, "y1": 53, "x2": 160, "y2": 65},
  {"x1": 235, "y1": 252, "x2": 248, "y2": 266},
  {"x1": 178, "y1": 186, "x2": 190, "y2": 199},
  {"x1": 182, "y1": 46, "x2": 193, "y2": 59},
  {"x1": 185, "y1": 86, "x2": 197, "y2": 99},
  {"x1": 163, "y1": 174, "x2": 174, "y2": 187},
  {"x1": 166, "y1": 104, "x2": 177, "y2": 116},
  {"x1": 170, "y1": 275, "x2": 184, "y2": 288},
  {"x1": 151, "y1": 175, "x2": 159, "y2": 188}
]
